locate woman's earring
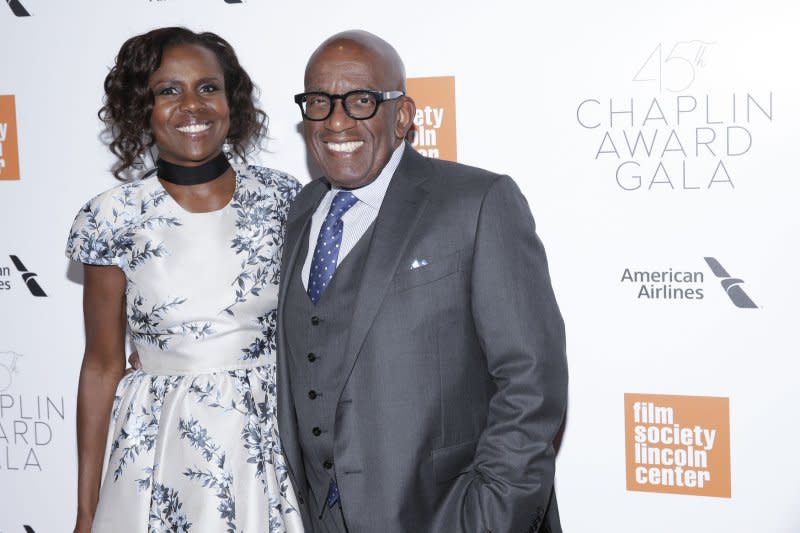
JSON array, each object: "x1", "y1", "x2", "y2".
[{"x1": 223, "y1": 139, "x2": 233, "y2": 160}]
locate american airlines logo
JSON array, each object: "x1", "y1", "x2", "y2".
[
  {"x1": 704, "y1": 257, "x2": 757, "y2": 309},
  {"x1": 5, "y1": 0, "x2": 30, "y2": 16},
  {"x1": 6, "y1": 255, "x2": 47, "y2": 297},
  {"x1": 619, "y1": 257, "x2": 759, "y2": 309}
]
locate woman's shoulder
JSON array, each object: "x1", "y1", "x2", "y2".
[
  {"x1": 235, "y1": 164, "x2": 303, "y2": 197},
  {"x1": 66, "y1": 175, "x2": 166, "y2": 249},
  {"x1": 66, "y1": 176, "x2": 162, "y2": 266},
  {"x1": 76, "y1": 175, "x2": 162, "y2": 214}
]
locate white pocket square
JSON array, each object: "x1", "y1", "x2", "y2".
[{"x1": 410, "y1": 258, "x2": 429, "y2": 270}]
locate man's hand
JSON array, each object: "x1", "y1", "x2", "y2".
[{"x1": 127, "y1": 351, "x2": 141, "y2": 373}]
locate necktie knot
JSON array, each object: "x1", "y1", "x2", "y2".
[{"x1": 328, "y1": 191, "x2": 358, "y2": 222}]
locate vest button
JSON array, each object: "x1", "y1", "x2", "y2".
[
  {"x1": 323, "y1": 460, "x2": 333, "y2": 470},
  {"x1": 307, "y1": 352, "x2": 317, "y2": 362},
  {"x1": 312, "y1": 426, "x2": 322, "y2": 436},
  {"x1": 308, "y1": 390, "x2": 318, "y2": 400},
  {"x1": 311, "y1": 315, "x2": 320, "y2": 325}
]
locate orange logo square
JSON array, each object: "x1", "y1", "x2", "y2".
[
  {"x1": 624, "y1": 393, "x2": 731, "y2": 497},
  {"x1": 0, "y1": 95, "x2": 21, "y2": 181},
  {"x1": 406, "y1": 76, "x2": 457, "y2": 162}
]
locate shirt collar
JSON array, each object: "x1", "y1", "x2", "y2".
[{"x1": 330, "y1": 142, "x2": 405, "y2": 211}]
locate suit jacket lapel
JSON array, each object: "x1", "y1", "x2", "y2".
[
  {"x1": 277, "y1": 178, "x2": 328, "y2": 490},
  {"x1": 336, "y1": 146, "x2": 433, "y2": 402},
  {"x1": 278, "y1": 180, "x2": 327, "y2": 312}
]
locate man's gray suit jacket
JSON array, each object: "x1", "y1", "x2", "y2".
[{"x1": 277, "y1": 144, "x2": 568, "y2": 533}]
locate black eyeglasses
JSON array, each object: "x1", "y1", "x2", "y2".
[{"x1": 294, "y1": 90, "x2": 405, "y2": 121}]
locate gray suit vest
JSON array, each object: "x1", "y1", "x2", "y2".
[{"x1": 283, "y1": 222, "x2": 375, "y2": 532}]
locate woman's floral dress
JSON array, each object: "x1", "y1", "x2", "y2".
[{"x1": 66, "y1": 166, "x2": 304, "y2": 533}]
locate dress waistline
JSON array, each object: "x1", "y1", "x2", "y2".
[{"x1": 136, "y1": 346, "x2": 269, "y2": 376}]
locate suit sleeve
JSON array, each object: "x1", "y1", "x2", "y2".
[{"x1": 431, "y1": 175, "x2": 568, "y2": 533}]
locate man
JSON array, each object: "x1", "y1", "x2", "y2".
[{"x1": 277, "y1": 30, "x2": 567, "y2": 533}]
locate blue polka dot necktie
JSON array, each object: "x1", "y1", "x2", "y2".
[{"x1": 307, "y1": 190, "x2": 359, "y2": 304}]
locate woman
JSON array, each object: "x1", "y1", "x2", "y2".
[{"x1": 66, "y1": 27, "x2": 303, "y2": 532}]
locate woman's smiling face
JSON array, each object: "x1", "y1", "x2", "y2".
[{"x1": 148, "y1": 44, "x2": 230, "y2": 166}]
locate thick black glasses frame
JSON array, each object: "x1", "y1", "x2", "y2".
[{"x1": 294, "y1": 90, "x2": 405, "y2": 121}]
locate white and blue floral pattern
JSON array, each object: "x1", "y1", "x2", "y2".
[{"x1": 67, "y1": 166, "x2": 303, "y2": 533}]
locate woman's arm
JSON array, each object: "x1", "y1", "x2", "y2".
[{"x1": 74, "y1": 264, "x2": 127, "y2": 533}]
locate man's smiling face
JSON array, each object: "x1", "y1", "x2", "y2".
[{"x1": 302, "y1": 40, "x2": 407, "y2": 189}]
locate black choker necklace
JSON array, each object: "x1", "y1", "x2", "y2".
[{"x1": 157, "y1": 152, "x2": 231, "y2": 186}]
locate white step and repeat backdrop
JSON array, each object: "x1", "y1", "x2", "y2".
[{"x1": 1, "y1": 1, "x2": 798, "y2": 531}]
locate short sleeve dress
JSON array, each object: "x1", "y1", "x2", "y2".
[{"x1": 66, "y1": 166, "x2": 304, "y2": 533}]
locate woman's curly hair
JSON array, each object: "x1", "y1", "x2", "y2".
[{"x1": 99, "y1": 27, "x2": 267, "y2": 179}]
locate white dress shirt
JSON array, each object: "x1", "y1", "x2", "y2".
[{"x1": 302, "y1": 143, "x2": 405, "y2": 290}]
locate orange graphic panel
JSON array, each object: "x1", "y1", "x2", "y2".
[
  {"x1": 0, "y1": 95, "x2": 21, "y2": 181},
  {"x1": 406, "y1": 77, "x2": 457, "y2": 162},
  {"x1": 624, "y1": 393, "x2": 730, "y2": 498}
]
